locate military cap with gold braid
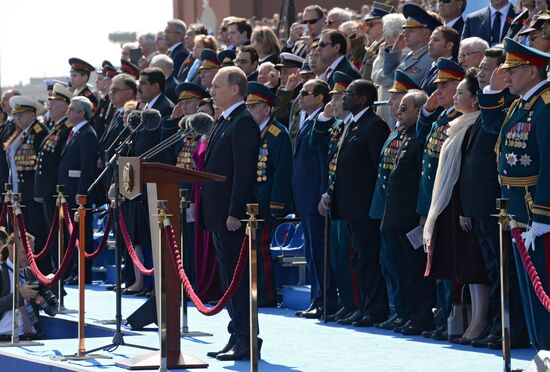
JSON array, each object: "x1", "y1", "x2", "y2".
[
  {"x1": 199, "y1": 49, "x2": 221, "y2": 71},
  {"x1": 330, "y1": 72, "x2": 353, "y2": 94},
  {"x1": 501, "y1": 37, "x2": 550, "y2": 69},
  {"x1": 275, "y1": 52, "x2": 305, "y2": 69},
  {"x1": 364, "y1": 2, "x2": 394, "y2": 20},
  {"x1": 69, "y1": 57, "x2": 95, "y2": 73},
  {"x1": 218, "y1": 49, "x2": 236, "y2": 67},
  {"x1": 246, "y1": 81, "x2": 279, "y2": 107},
  {"x1": 388, "y1": 70, "x2": 422, "y2": 93},
  {"x1": 517, "y1": 17, "x2": 544, "y2": 36},
  {"x1": 97, "y1": 60, "x2": 119, "y2": 78},
  {"x1": 433, "y1": 57, "x2": 465, "y2": 83},
  {"x1": 48, "y1": 83, "x2": 73, "y2": 103},
  {"x1": 120, "y1": 59, "x2": 140, "y2": 79},
  {"x1": 175, "y1": 82, "x2": 210, "y2": 102},
  {"x1": 9, "y1": 96, "x2": 44, "y2": 114},
  {"x1": 402, "y1": 3, "x2": 442, "y2": 31}
]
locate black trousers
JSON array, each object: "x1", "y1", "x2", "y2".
[
  {"x1": 347, "y1": 219, "x2": 388, "y2": 321},
  {"x1": 211, "y1": 228, "x2": 252, "y2": 341}
]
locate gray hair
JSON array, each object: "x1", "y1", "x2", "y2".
[
  {"x1": 460, "y1": 37, "x2": 489, "y2": 53},
  {"x1": 328, "y1": 7, "x2": 352, "y2": 22},
  {"x1": 71, "y1": 96, "x2": 93, "y2": 120},
  {"x1": 405, "y1": 89, "x2": 428, "y2": 108},
  {"x1": 167, "y1": 19, "x2": 187, "y2": 34},
  {"x1": 150, "y1": 54, "x2": 174, "y2": 77},
  {"x1": 122, "y1": 41, "x2": 139, "y2": 50},
  {"x1": 138, "y1": 32, "x2": 157, "y2": 45},
  {"x1": 338, "y1": 21, "x2": 358, "y2": 36},
  {"x1": 383, "y1": 13, "x2": 406, "y2": 40}
]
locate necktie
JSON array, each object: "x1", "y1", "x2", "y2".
[
  {"x1": 66, "y1": 129, "x2": 75, "y2": 145},
  {"x1": 492, "y1": 11, "x2": 502, "y2": 45},
  {"x1": 325, "y1": 68, "x2": 333, "y2": 83}
]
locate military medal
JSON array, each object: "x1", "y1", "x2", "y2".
[
  {"x1": 256, "y1": 142, "x2": 269, "y2": 182},
  {"x1": 519, "y1": 154, "x2": 532, "y2": 167},
  {"x1": 505, "y1": 152, "x2": 518, "y2": 166}
]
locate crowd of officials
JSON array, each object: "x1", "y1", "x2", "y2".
[{"x1": 1, "y1": 0, "x2": 550, "y2": 361}]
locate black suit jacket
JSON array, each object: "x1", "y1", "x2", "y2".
[
  {"x1": 168, "y1": 43, "x2": 190, "y2": 80},
  {"x1": 332, "y1": 107, "x2": 390, "y2": 221},
  {"x1": 247, "y1": 70, "x2": 258, "y2": 82},
  {"x1": 451, "y1": 17, "x2": 465, "y2": 37},
  {"x1": 165, "y1": 77, "x2": 179, "y2": 105},
  {"x1": 328, "y1": 57, "x2": 361, "y2": 88},
  {"x1": 150, "y1": 94, "x2": 174, "y2": 119},
  {"x1": 200, "y1": 104, "x2": 260, "y2": 232},
  {"x1": 462, "y1": 6, "x2": 516, "y2": 45}
]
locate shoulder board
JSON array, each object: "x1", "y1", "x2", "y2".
[
  {"x1": 33, "y1": 124, "x2": 43, "y2": 133},
  {"x1": 412, "y1": 47, "x2": 428, "y2": 59},
  {"x1": 64, "y1": 120, "x2": 73, "y2": 129},
  {"x1": 541, "y1": 89, "x2": 550, "y2": 105},
  {"x1": 267, "y1": 124, "x2": 281, "y2": 137}
]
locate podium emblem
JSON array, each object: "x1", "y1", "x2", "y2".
[{"x1": 123, "y1": 162, "x2": 134, "y2": 194}]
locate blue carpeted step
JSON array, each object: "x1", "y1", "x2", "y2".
[{"x1": 282, "y1": 285, "x2": 310, "y2": 310}]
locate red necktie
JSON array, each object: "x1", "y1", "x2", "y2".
[{"x1": 66, "y1": 130, "x2": 74, "y2": 145}]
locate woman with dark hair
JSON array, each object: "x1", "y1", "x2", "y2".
[{"x1": 424, "y1": 68, "x2": 489, "y2": 343}]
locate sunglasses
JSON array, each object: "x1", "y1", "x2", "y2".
[
  {"x1": 303, "y1": 18, "x2": 321, "y2": 25},
  {"x1": 318, "y1": 41, "x2": 334, "y2": 48},
  {"x1": 300, "y1": 90, "x2": 314, "y2": 97},
  {"x1": 439, "y1": 0, "x2": 453, "y2": 3}
]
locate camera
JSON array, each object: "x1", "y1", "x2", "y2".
[{"x1": 30, "y1": 281, "x2": 57, "y2": 308}]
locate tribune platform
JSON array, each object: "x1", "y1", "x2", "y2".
[{"x1": 0, "y1": 283, "x2": 537, "y2": 372}]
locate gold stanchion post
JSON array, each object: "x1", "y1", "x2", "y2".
[
  {"x1": 495, "y1": 198, "x2": 511, "y2": 372},
  {"x1": 0, "y1": 193, "x2": 43, "y2": 347},
  {"x1": 55, "y1": 185, "x2": 76, "y2": 314},
  {"x1": 245, "y1": 203, "x2": 260, "y2": 372},
  {"x1": 157, "y1": 200, "x2": 169, "y2": 372}
]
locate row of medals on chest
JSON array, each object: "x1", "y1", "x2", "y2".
[{"x1": 504, "y1": 111, "x2": 533, "y2": 149}]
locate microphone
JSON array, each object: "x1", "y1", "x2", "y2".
[
  {"x1": 141, "y1": 109, "x2": 162, "y2": 131},
  {"x1": 127, "y1": 110, "x2": 142, "y2": 129},
  {"x1": 185, "y1": 112, "x2": 214, "y2": 136}
]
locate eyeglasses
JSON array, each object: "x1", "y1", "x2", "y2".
[
  {"x1": 318, "y1": 41, "x2": 334, "y2": 48},
  {"x1": 303, "y1": 18, "x2": 321, "y2": 25},
  {"x1": 459, "y1": 50, "x2": 481, "y2": 59},
  {"x1": 343, "y1": 91, "x2": 358, "y2": 97},
  {"x1": 300, "y1": 90, "x2": 315, "y2": 97}
]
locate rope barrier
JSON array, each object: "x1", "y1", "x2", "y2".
[
  {"x1": 29, "y1": 205, "x2": 59, "y2": 261},
  {"x1": 17, "y1": 210, "x2": 78, "y2": 286},
  {"x1": 0, "y1": 201, "x2": 8, "y2": 227},
  {"x1": 163, "y1": 218, "x2": 249, "y2": 316},
  {"x1": 510, "y1": 225, "x2": 550, "y2": 313},
  {"x1": 118, "y1": 207, "x2": 154, "y2": 276}
]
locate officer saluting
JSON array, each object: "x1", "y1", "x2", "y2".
[
  {"x1": 478, "y1": 37, "x2": 550, "y2": 351},
  {"x1": 246, "y1": 82, "x2": 293, "y2": 306}
]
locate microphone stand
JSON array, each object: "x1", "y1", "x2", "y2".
[
  {"x1": 141, "y1": 127, "x2": 193, "y2": 161},
  {"x1": 85, "y1": 127, "x2": 158, "y2": 354}
]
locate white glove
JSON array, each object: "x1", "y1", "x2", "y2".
[
  {"x1": 186, "y1": 203, "x2": 195, "y2": 223},
  {"x1": 521, "y1": 222, "x2": 550, "y2": 251}
]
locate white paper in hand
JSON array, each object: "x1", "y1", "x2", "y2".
[{"x1": 406, "y1": 225, "x2": 424, "y2": 250}]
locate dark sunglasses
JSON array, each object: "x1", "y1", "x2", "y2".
[
  {"x1": 300, "y1": 89, "x2": 314, "y2": 97},
  {"x1": 439, "y1": 0, "x2": 453, "y2": 3},
  {"x1": 318, "y1": 41, "x2": 334, "y2": 48},
  {"x1": 303, "y1": 18, "x2": 321, "y2": 25}
]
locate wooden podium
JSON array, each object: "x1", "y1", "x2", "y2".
[{"x1": 115, "y1": 157, "x2": 225, "y2": 370}]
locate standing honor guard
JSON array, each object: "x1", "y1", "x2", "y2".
[
  {"x1": 68, "y1": 58, "x2": 98, "y2": 114},
  {"x1": 478, "y1": 37, "x2": 550, "y2": 350},
  {"x1": 245, "y1": 82, "x2": 294, "y2": 307}
]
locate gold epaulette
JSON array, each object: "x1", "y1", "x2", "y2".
[
  {"x1": 541, "y1": 89, "x2": 550, "y2": 105},
  {"x1": 479, "y1": 96, "x2": 505, "y2": 110},
  {"x1": 32, "y1": 124, "x2": 43, "y2": 133},
  {"x1": 270, "y1": 202, "x2": 285, "y2": 210},
  {"x1": 268, "y1": 124, "x2": 281, "y2": 137}
]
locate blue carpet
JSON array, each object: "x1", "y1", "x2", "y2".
[{"x1": 0, "y1": 283, "x2": 537, "y2": 371}]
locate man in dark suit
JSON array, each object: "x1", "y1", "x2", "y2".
[
  {"x1": 462, "y1": 0, "x2": 516, "y2": 45},
  {"x1": 200, "y1": 67, "x2": 260, "y2": 361},
  {"x1": 422, "y1": 26, "x2": 460, "y2": 95},
  {"x1": 438, "y1": 0, "x2": 466, "y2": 36},
  {"x1": 235, "y1": 45, "x2": 259, "y2": 82},
  {"x1": 331, "y1": 80, "x2": 390, "y2": 327},
  {"x1": 164, "y1": 19, "x2": 190, "y2": 79},
  {"x1": 138, "y1": 67, "x2": 174, "y2": 118},
  {"x1": 58, "y1": 97, "x2": 99, "y2": 284},
  {"x1": 150, "y1": 54, "x2": 179, "y2": 104},
  {"x1": 317, "y1": 29, "x2": 360, "y2": 88},
  {"x1": 293, "y1": 79, "x2": 337, "y2": 319}
]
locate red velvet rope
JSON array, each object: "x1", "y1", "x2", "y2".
[
  {"x1": 163, "y1": 220, "x2": 249, "y2": 316},
  {"x1": 511, "y1": 226, "x2": 550, "y2": 312},
  {"x1": 29, "y1": 204, "x2": 59, "y2": 261},
  {"x1": 62, "y1": 202, "x2": 113, "y2": 260},
  {"x1": 118, "y1": 208, "x2": 154, "y2": 276},
  {"x1": 0, "y1": 201, "x2": 7, "y2": 226},
  {"x1": 17, "y1": 211, "x2": 78, "y2": 286}
]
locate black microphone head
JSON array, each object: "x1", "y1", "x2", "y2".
[
  {"x1": 127, "y1": 110, "x2": 142, "y2": 129},
  {"x1": 178, "y1": 116, "x2": 190, "y2": 131},
  {"x1": 141, "y1": 109, "x2": 162, "y2": 131},
  {"x1": 186, "y1": 112, "x2": 214, "y2": 136}
]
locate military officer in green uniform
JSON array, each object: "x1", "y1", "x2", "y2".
[
  {"x1": 478, "y1": 38, "x2": 550, "y2": 350},
  {"x1": 370, "y1": 70, "x2": 421, "y2": 330},
  {"x1": 246, "y1": 82, "x2": 294, "y2": 306},
  {"x1": 312, "y1": 72, "x2": 358, "y2": 321},
  {"x1": 416, "y1": 57, "x2": 464, "y2": 340}
]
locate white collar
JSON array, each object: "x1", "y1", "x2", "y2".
[
  {"x1": 306, "y1": 107, "x2": 323, "y2": 122},
  {"x1": 343, "y1": 112, "x2": 353, "y2": 124},
  {"x1": 445, "y1": 16, "x2": 462, "y2": 28},
  {"x1": 490, "y1": 2, "x2": 510, "y2": 15},
  {"x1": 326, "y1": 55, "x2": 345, "y2": 73},
  {"x1": 352, "y1": 106, "x2": 370, "y2": 123},
  {"x1": 146, "y1": 94, "x2": 161, "y2": 109},
  {"x1": 71, "y1": 120, "x2": 88, "y2": 133},
  {"x1": 221, "y1": 100, "x2": 245, "y2": 119},
  {"x1": 259, "y1": 118, "x2": 270, "y2": 132},
  {"x1": 167, "y1": 42, "x2": 182, "y2": 54},
  {"x1": 523, "y1": 80, "x2": 549, "y2": 101}
]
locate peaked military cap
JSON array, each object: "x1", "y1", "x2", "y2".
[
  {"x1": 69, "y1": 57, "x2": 95, "y2": 73},
  {"x1": 275, "y1": 52, "x2": 305, "y2": 69},
  {"x1": 329, "y1": 72, "x2": 353, "y2": 94},
  {"x1": 518, "y1": 17, "x2": 545, "y2": 36},
  {"x1": 246, "y1": 81, "x2": 279, "y2": 107},
  {"x1": 501, "y1": 37, "x2": 550, "y2": 69},
  {"x1": 120, "y1": 59, "x2": 140, "y2": 79},
  {"x1": 388, "y1": 70, "x2": 422, "y2": 93},
  {"x1": 48, "y1": 83, "x2": 73, "y2": 103},
  {"x1": 199, "y1": 49, "x2": 221, "y2": 70},
  {"x1": 218, "y1": 49, "x2": 236, "y2": 67},
  {"x1": 300, "y1": 61, "x2": 314, "y2": 75},
  {"x1": 175, "y1": 82, "x2": 210, "y2": 102},
  {"x1": 364, "y1": 2, "x2": 394, "y2": 20},
  {"x1": 402, "y1": 4, "x2": 442, "y2": 31},
  {"x1": 433, "y1": 57, "x2": 465, "y2": 83},
  {"x1": 9, "y1": 96, "x2": 44, "y2": 114},
  {"x1": 44, "y1": 79, "x2": 67, "y2": 91},
  {"x1": 97, "y1": 60, "x2": 119, "y2": 78}
]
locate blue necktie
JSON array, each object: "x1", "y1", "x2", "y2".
[{"x1": 491, "y1": 11, "x2": 502, "y2": 45}]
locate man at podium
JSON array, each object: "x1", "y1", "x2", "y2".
[{"x1": 200, "y1": 66, "x2": 261, "y2": 361}]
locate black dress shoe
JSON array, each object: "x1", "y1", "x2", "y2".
[
  {"x1": 326, "y1": 307, "x2": 354, "y2": 322},
  {"x1": 401, "y1": 324, "x2": 433, "y2": 336},
  {"x1": 295, "y1": 304, "x2": 315, "y2": 317},
  {"x1": 393, "y1": 319, "x2": 411, "y2": 333},
  {"x1": 145, "y1": 290, "x2": 154, "y2": 298},
  {"x1": 122, "y1": 288, "x2": 142, "y2": 295},
  {"x1": 302, "y1": 307, "x2": 324, "y2": 319},
  {"x1": 207, "y1": 336, "x2": 236, "y2": 358},
  {"x1": 216, "y1": 338, "x2": 262, "y2": 361},
  {"x1": 352, "y1": 314, "x2": 378, "y2": 327},
  {"x1": 471, "y1": 333, "x2": 500, "y2": 348},
  {"x1": 337, "y1": 310, "x2": 364, "y2": 325},
  {"x1": 375, "y1": 314, "x2": 397, "y2": 329},
  {"x1": 488, "y1": 338, "x2": 531, "y2": 350},
  {"x1": 431, "y1": 328, "x2": 448, "y2": 341},
  {"x1": 422, "y1": 325, "x2": 444, "y2": 339},
  {"x1": 380, "y1": 316, "x2": 408, "y2": 330}
]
